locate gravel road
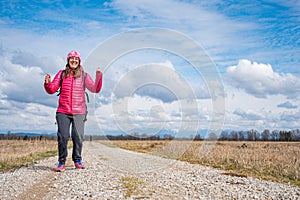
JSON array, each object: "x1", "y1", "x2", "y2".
[{"x1": 1, "y1": 141, "x2": 299, "y2": 200}]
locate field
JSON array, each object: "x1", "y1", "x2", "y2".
[
  {"x1": 101, "y1": 140, "x2": 300, "y2": 187},
  {"x1": 1, "y1": 139, "x2": 299, "y2": 187},
  {"x1": 0, "y1": 140, "x2": 58, "y2": 172}
]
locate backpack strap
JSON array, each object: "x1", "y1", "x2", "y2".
[
  {"x1": 82, "y1": 71, "x2": 89, "y2": 122},
  {"x1": 82, "y1": 71, "x2": 90, "y2": 103},
  {"x1": 56, "y1": 70, "x2": 65, "y2": 96}
]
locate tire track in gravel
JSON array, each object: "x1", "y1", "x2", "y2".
[
  {"x1": 16, "y1": 172, "x2": 58, "y2": 200},
  {"x1": 12, "y1": 157, "x2": 77, "y2": 200},
  {"x1": 0, "y1": 156, "x2": 58, "y2": 200}
]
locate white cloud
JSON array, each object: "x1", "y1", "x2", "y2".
[
  {"x1": 0, "y1": 25, "x2": 110, "y2": 62},
  {"x1": 0, "y1": 100, "x2": 56, "y2": 132},
  {"x1": 107, "y1": 0, "x2": 256, "y2": 61},
  {"x1": 233, "y1": 108, "x2": 265, "y2": 120},
  {"x1": 225, "y1": 59, "x2": 300, "y2": 98},
  {"x1": 223, "y1": 84, "x2": 300, "y2": 131},
  {"x1": 11, "y1": 50, "x2": 64, "y2": 74},
  {"x1": 277, "y1": 101, "x2": 298, "y2": 109},
  {"x1": 93, "y1": 91, "x2": 213, "y2": 135},
  {"x1": 103, "y1": 60, "x2": 208, "y2": 103},
  {"x1": 0, "y1": 52, "x2": 57, "y2": 107},
  {"x1": 280, "y1": 111, "x2": 300, "y2": 122}
]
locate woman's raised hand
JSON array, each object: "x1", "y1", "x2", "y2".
[
  {"x1": 45, "y1": 74, "x2": 51, "y2": 84},
  {"x1": 96, "y1": 66, "x2": 102, "y2": 72}
]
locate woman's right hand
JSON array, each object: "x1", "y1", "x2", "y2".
[{"x1": 45, "y1": 74, "x2": 51, "y2": 84}]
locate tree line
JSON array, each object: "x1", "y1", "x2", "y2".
[
  {"x1": 0, "y1": 133, "x2": 173, "y2": 141},
  {"x1": 0, "y1": 129, "x2": 299, "y2": 141},
  {"x1": 216, "y1": 129, "x2": 300, "y2": 141}
]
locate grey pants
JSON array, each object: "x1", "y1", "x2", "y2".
[{"x1": 56, "y1": 112, "x2": 85, "y2": 164}]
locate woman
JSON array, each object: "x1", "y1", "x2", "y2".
[{"x1": 44, "y1": 50, "x2": 103, "y2": 172}]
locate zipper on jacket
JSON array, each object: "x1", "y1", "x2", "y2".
[{"x1": 70, "y1": 74, "x2": 74, "y2": 113}]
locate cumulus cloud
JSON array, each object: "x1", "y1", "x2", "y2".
[
  {"x1": 11, "y1": 50, "x2": 64, "y2": 74},
  {"x1": 0, "y1": 51, "x2": 59, "y2": 108},
  {"x1": 95, "y1": 93, "x2": 211, "y2": 135},
  {"x1": 225, "y1": 59, "x2": 300, "y2": 98},
  {"x1": 280, "y1": 111, "x2": 300, "y2": 122},
  {"x1": 0, "y1": 103, "x2": 56, "y2": 132},
  {"x1": 109, "y1": 61, "x2": 205, "y2": 103},
  {"x1": 277, "y1": 101, "x2": 298, "y2": 109},
  {"x1": 233, "y1": 108, "x2": 265, "y2": 120}
]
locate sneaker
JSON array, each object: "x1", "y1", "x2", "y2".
[
  {"x1": 74, "y1": 160, "x2": 85, "y2": 169},
  {"x1": 55, "y1": 162, "x2": 66, "y2": 172}
]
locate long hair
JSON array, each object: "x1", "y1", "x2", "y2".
[{"x1": 64, "y1": 61, "x2": 82, "y2": 79}]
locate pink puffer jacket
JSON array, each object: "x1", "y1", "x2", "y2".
[{"x1": 44, "y1": 69, "x2": 102, "y2": 114}]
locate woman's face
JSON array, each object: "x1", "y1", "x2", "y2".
[{"x1": 69, "y1": 56, "x2": 80, "y2": 69}]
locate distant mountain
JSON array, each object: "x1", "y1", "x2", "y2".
[
  {"x1": 10, "y1": 132, "x2": 57, "y2": 137},
  {"x1": 127, "y1": 128, "x2": 176, "y2": 137},
  {"x1": 101, "y1": 128, "x2": 177, "y2": 138},
  {"x1": 13, "y1": 132, "x2": 41, "y2": 137}
]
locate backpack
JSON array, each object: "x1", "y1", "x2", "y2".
[{"x1": 57, "y1": 70, "x2": 89, "y2": 121}]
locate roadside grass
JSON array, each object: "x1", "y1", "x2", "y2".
[
  {"x1": 0, "y1": 140, "x2": 71, "y2": 173},
  {"x1": 120, "y1": 176, "x2": 144, "y2": 198},
  {"x1": 101, "y1": 140, "x2": 300, "y2": 187}
]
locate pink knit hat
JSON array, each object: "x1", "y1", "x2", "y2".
[{"x1": 67, "y1": 50, "x2": 81, "y2": 61}]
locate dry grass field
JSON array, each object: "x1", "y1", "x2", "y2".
[
  {"x1": 0, "y1": 140, "x2": 58, "y2": 172},
  {"x1": 101, "y1": 140, "x2": 300, "y2": 187},
  {"x1": 2, "y1": 139, "x2": 299, "y2": 187}
]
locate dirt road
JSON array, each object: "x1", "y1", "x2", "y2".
[{"x1": 1, "y1": 141, "x2": 299, "y2": 199}]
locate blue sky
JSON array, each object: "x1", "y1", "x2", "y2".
[{"x1": 0, "y1": 0, "x2": 299, "y2": 135}]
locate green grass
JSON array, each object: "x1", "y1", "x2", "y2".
[
  {"x1": 120, "y1": 176, "x2": 144, "y2": 198},
  {"x1": 0, "y1": 150, "x2": 58, "y2": 172},
  {"x1": 0, "y1": 140, "x2": 73, "y2": 173}
]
